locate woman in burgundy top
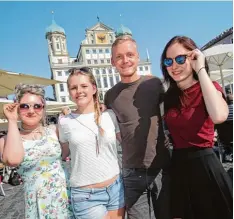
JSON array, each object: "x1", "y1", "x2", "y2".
[{"x1": 161, "y1": 36, "x2": 232, "y2": 219}]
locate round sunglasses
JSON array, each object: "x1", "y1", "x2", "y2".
[
  {"x1": 163, "y1": 55, "x2": 187, "y2": 67},
  {"x1": 19, "y1": 103, "x2": 44, "y2": 112}
]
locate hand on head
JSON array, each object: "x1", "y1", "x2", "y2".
[{"x1": 186, "y1": 49, "x2": 206, "y2": 73}]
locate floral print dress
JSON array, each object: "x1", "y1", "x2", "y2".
[{"x1": 17, "y1": 127, "x2": 73, "y2": 219}]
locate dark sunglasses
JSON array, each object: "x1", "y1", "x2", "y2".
[
  {"x1": 163, "y1": 55, "x2": 187, "y2": 67},
  {"x1": 68, "y1": 67, "x2": 92, "y2": 74},
  {"x1": 19, "y1": 103, "x2": 44, "y2": 112}
]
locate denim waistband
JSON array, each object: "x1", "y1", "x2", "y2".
[{"x1": 71, "y1": 174, "x2": 121, "y2": 193}]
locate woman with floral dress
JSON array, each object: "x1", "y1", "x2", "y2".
[{"x1": 0, "y1": 84, "x2": 73, "y2": 219}]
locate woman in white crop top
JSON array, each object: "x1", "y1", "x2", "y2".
[{"x1": 58, "y1": 67, "x2": 125, "y2": 219}]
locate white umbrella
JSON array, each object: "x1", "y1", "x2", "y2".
[
  {"x1": 0, "y1": 69, "x2": 60, "y2": 96},
  {"x1": 203, "y1": 44, "x2": 233, "y2": 95},
  {"x1": 209, "y1": 69, "x2": 233, "y2": 89}
]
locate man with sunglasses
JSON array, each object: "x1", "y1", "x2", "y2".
[{"x1": 104, "y1": 36, "x2": 171, "y2": 219}]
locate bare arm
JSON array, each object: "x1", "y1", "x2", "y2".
[
  {"x1": 1, "y1": 120, "x2": 24, "y2": 166},
  {"x1": 60, "y1": 142, "x2": 70, "y2": 161},
  {"x1": 188, "y1": 49, "x2": 228, "y2": 124},
  {"x1": 55, "y1": 124, "x2": 70, "y2": 161},
  {"x1": 1, "y1": 103, "x2": 24, "y2": 166},
  {"x1": 198, "y1": 69, "x2": 228, "y2": 124}
]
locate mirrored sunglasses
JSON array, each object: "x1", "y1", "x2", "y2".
[{"x1": 163, "y1": 55, "x2": 187, "y2": 67}]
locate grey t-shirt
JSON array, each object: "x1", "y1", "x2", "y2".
[{"x1": 105, "y1": 76, "x2": 170, "y2": 169}]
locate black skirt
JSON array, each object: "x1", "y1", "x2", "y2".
[{"x1": 170, "y1": 147, "x2": 233, "y2": 219}]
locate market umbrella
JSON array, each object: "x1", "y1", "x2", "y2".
[
  {"x1": 0, "y1": 69, "x2": 60, "y2": 96},
  {"x1": 203, "y1": 44, "x2": 233, "y2": 95}
]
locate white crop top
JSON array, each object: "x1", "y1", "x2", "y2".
[{"x1": 58, "y1": 109, "x2": 120, "y2": 187}]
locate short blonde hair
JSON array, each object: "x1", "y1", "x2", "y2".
[{"x1": 112, "y1": 35, "x2": 137, "y2": 49}]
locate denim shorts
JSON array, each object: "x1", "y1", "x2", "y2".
[{"x1": 71, "y1": 175, "x2": 125, "y2": 219}]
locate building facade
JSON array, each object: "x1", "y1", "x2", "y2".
[{"x1": 45, "y1": 20, "x2": 152, "y2": 102}]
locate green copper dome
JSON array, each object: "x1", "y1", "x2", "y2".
[
  {"x1": 115, "y1": 24, "x2": 132, "y2": 37},
  {"x1": 46, "y1": 19, "x2": 65, "y2": 34}
]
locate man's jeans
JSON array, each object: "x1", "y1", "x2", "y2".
[{"x1": 122, "y1": 168, "x2": 171, "y2": 219}]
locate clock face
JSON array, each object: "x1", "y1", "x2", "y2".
[{"x1": 96, "y1": 33, "x2": 107, "y2": 44}]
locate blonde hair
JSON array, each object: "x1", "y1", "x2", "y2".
[
  {"x1": 67, "y1": 67, "x2": 104, "y2": 135},
  {"x1": 14, "y1": 83, "x2": 46, "y2": 126},
  {"x1": 112, "y1": 35, "x2": 137, "y2": 49}
]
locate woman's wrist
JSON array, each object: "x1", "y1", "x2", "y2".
[{"x1": 197, "y1": 66, "x2": 206, "y2": 75}]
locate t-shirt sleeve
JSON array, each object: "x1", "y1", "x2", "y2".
[
  {"x1": 58, "y1": 118, "x2": 68, "y2": 143},
  {"x1": 107, "y1": 109, "x2": 120, "y2": 133},
  {"x1": 213, "y1": 81, "x2": 226, "y2": 100},
  {"x1": 104, "y1": 90, "x2": 109, "y2": 108},
  {"x1": 158, "y1": 78, "x2": 165, "y2": 104}
]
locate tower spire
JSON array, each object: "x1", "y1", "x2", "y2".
[
  {"x1": 51, "y1": 10, "x2": 55, "y2": 22},
  {"x1": 146, "y1": 48, "x2": 150, "y2": 61}
]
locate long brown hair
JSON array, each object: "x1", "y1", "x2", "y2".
[
  {"x1": 160, "y1": 36, "x2": 210, "y2": 114},
  {"x1": 67, "y1": 67, "x2": 104, "y2": 135}
]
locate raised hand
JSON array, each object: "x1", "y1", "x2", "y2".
[
  {"x1": 3, "y1": 103, "x2": 19, "y2": 122},
  {"x1": 187, "y1": 49, "x2": 206, "y2": 74}
]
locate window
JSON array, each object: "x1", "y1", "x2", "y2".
[
  {"x1": 92, "y1": 49, "x2": 97, "y2": 54},
  {"x1": 109, "y1": 76, "x2": 114, "y2": 87},
  {"x1": 103, "y1": 77, "x2": 108, "y2": 88},
  {"x1": 96, "y1": 76, "x2": 101, "y2": 88},
  {"x1": 60, "y1": 84, "x2": 64, "y2": 92},
  {"x1": 99, "y1": 93, "x2": 104, "y2": 102},
  {"x1": 86, "y1": 49, "x2": 90, "y2": 54},
  {"x1": 105, "y1": 48, "x2": 110, "y2": 53},
  {"x1": 91, "y1": 40, "x2": 94, "y2": 44},
  {"x1": 62, "y1": 43, "x2": 65, "y2": 50},
  {"x1": 94, "y1": 60, "x2": 98, "y2": 64},
  {"x1": 87, "y1": 60, "x2": 91, "y2": 64},
  {"x1": 231, "y1": 38, "x2": 233, "y2": 43},
  {"x1": 107, "y1": 59, "x2": 110, "y2": 63},
  {"x1": 115, "y1": 75, "x2": 120, "y2": 83},
  {"x1": 58, "y1": 59, "x2": 62, "y2": 64},
  {"x1": 57, "y1": 71, "x2": 62, "y2": 76},
  {"x1": 56, "y1": 43, "x2": 60, "y2": 49},
  {"x1": 110, "y1": 40, "x2": 113, "y2": 44},
  {"x1": 145, "y1": 66, "x2": 149, "y2": 71},
  {"x1": 101, "y1": 59, "x2": 104, "y2": 64},
  {"x1": 99, "y1": 49, "x2": 103, "y2": 53},
  {"x1": 139, "y1": 67, "x2": 143, "y2": 71},
  {"x1": 61, "y1": 96, "x2": 66, "y2": 102},
  {"x1": 102, "y1": 69, "x2": 106, "y2": 74},
  {"x1": 96, "y1": 69, "x2": 100, "y2": 74},
  {"x1": 108, "y1": 69, "x2": 112, "y2": 74},
  {"x1": 114, "y1": 68, "x2": 118, "y2": 73},
  {"x1": 65, "y1": 71, "x2": 69, "y2": 76}
]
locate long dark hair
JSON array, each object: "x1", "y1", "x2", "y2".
[{"x1": 160, "y1": 36, "x2": 209, "y2": 114}]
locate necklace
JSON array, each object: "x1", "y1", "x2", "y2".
[
  {"x1": 20, "y1": 125, "x2": 44, "y2": 141},
  {"x1": 20, "y1": 126, "x2": 42, "y2": 133}
]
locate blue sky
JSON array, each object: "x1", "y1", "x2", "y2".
[{"x1": 0, "y1": 1, "x2": 232, "y2": 98}]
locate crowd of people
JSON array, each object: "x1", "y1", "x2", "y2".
[{"x1": 0, "y1": 35, "x2": 233, "y2": 219}]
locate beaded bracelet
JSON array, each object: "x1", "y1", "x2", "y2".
[{"x1": 197, "y1": 66, "x2": 205, "y2": 75}]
